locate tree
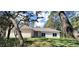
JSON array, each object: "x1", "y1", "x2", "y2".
[
  {"x1": 45, "y1": 11, "x2": 61, "y2": 30},
  {"x1": 3, "y1": 11, "x2": 24, "y2": 46},
  {"x1": 47, "y1": 11, "x2": 75, "y2": 38},
  {"x1": 71, "y1": 16, "x2": 79, "y2": 30},
  {"x1": 44, "y1": 14, "x2": 55, "y2": 28},
  {"x1": 0, "y1": 11, "x2": 44, "y2": 46},
  {"x1": 59, "y1": 11, "x2": 75, "y2": 38},
  {"x1": 0, "y1": 14, "x2": 11, "y2": 39}
]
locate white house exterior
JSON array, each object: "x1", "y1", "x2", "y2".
[
  {"x1": 8, "y1": 25, "x2": 60, "y2": 38},
  {"x1": 44, "y1": 32, "x2": 60, "y2": 38},
  {"x1": 32, "y1": 28, "x2": 60, "y2": 38}
]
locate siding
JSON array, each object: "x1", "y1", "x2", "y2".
[
  {"x1": 45, "y1": 32, "x2": 60, "y2": 38},
  {"x1": 10, "y1": 33, "x2": 32, "y2": 38}
]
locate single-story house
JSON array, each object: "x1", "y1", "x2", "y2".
[
  {"x1": 7, "y1": 25, "x2": 60, "y2": 38},
  {"x1": 32, "y1": 28, "x2": 60, "y2": 38}
]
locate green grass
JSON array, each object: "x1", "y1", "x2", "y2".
[
  {"x1": 0, "y1": 38, "x2": 79, "y2": 47},
  {"x1": 24, "y1": 38, "x2": 79, "y2": 47}
]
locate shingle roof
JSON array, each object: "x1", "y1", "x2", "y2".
[{"x1": 32, "y1": 28, "x2": 60, "y2": 32}]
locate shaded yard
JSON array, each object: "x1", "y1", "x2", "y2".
[{"x1": 0, "y1": 38, "x2": 79, "y2": 47}]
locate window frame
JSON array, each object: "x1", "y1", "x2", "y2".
[
  {"x1": 41, "y1": 33, "x2": 45, "y2": 37},
  {"x1": 53, "y1": 33, "x2": 57, "y2": 37}
]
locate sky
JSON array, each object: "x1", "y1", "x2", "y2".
[{"x1": 34, "y1": 12, "x2": 50, "y2": 27}]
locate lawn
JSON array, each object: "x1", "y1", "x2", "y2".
[
  {"x1": 25, "y1": 38, "x2": 79, "y2": 47},
  {"x1": 0, "y1": 38, "x2": 79, "y2": 47}
]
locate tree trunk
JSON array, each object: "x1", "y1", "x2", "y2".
[
  {"x1": 10, "y1": 18, "x2": 24, "y2": 47},
  {"x1": 59, "y1": 11, "x2": 75, "y2": 38},
  {"x1": 7, "y1": 28, "x2": 11, "y2": 39},
  {"x1": 7, "y1": 25, "x2": 13, "y2": 39}
]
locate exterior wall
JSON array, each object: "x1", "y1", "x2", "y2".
[
  {"x1": 9, "y1": 33, "x2": 15, "y2": 38},
  {"x1": 45, "y1": 32, "x2": 60, "y2": 38},
  {"x1": 10, "y1": 32, "x2": 32, "y2": 38},
  {"x1": 45, "y1": 32, "x2": 53, "y2": 38},
  {"x1": 7, "y1": 29, "x2": 60, "y2": 38},
  {"x1": 22, "y1": 33, "x2": 32, "y2": 38},
  {"x1": 56, "y1": 32, "x2": 60, "y2": 38},
  {"x1": 10, "y1": 32, "x2": 60, "y2": 38}
]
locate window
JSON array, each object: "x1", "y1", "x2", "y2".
[
  {"x1": 42, "y1": 33, "x2": 45, "y2": 37},
  {"x1": 53, "y1": 33, "x2": 57, "y2": 37}
]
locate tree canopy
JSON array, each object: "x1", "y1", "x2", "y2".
[{"x1": 44, "y1": 14, "x2": 55, "y2": 28}]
